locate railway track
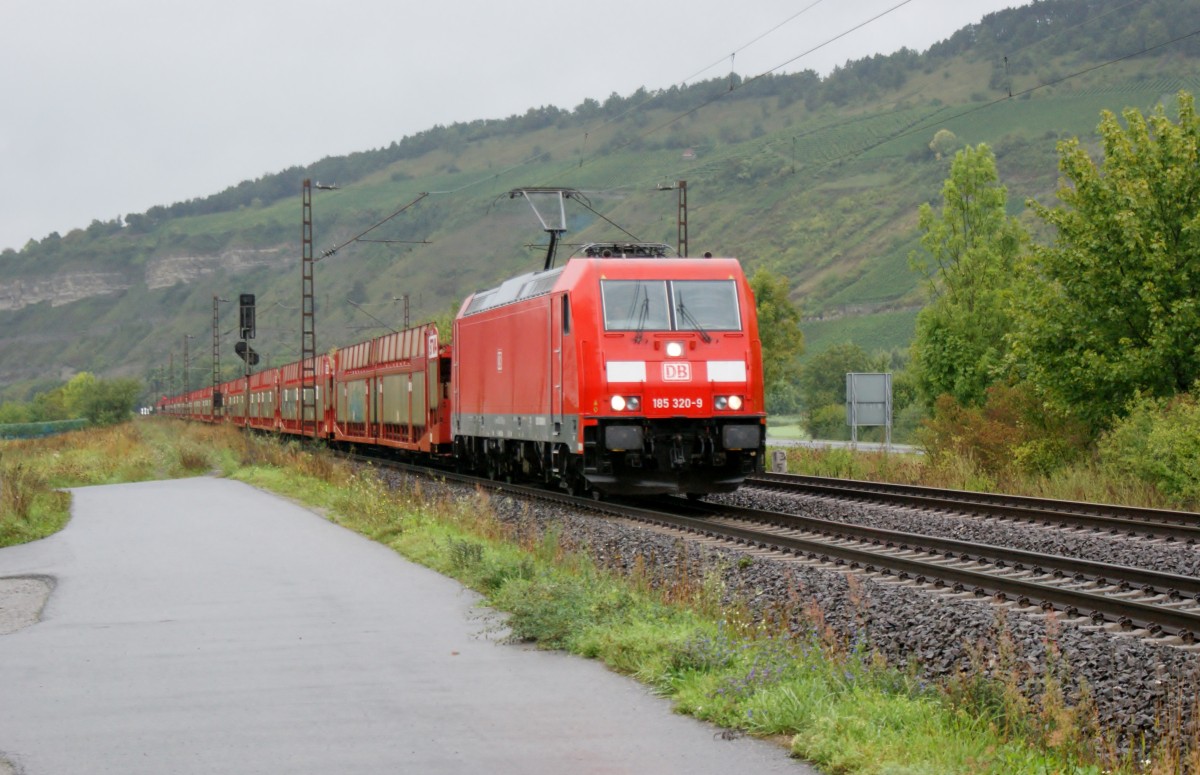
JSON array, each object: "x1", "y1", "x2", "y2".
[
  {"x1": 367, "y1": 457, "x2": 1200, "y2": 644},
  {"x1": 746, "y1": 472, "x2": 1200, "y2": 543},
  {"x1": 666, "y1": 498, "x2": 1200, "y2": 643}
]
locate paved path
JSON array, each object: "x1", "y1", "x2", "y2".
[{"x1": 0, "y1": 477, "x2": 814, "y2": 774}]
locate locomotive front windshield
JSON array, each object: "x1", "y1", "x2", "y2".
[
  {"x1": 601, "y1": 279, "x2": 741, "y2": 332},
  {"x1": 672, "y1": 280, "x2": 741, "y2": 331}
]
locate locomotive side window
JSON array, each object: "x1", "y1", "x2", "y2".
[
  {"x1": 601, "y1": 280, "x2": 670, "y2": 331},
  {"x1": 561, "y1": 294, "x2": 571, "y2": 334},
  {"x1": 670, "y1": 280, "x2": 741, "y2": 331}
]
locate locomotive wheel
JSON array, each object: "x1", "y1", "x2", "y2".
[
  {"x1": 559, "y1": 454, "x2": 586, "y2": 497},
  {"x1": 565, "y1": 473, "x2": 587, "y2": 498}
]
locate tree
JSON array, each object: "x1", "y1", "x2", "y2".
[
  {"x1": 34, "y1": 372, "x2": 141, "y2": 426},
  {"x1": 1015, "y1": 92, "x2": 1200, "y2": 432},
  {"x1": 76, "y1": 378, "x2": 141, "y2": 426},
  {"x1": 60, "y1": 372, "x2": 99, "y2": 418},
  {"x1": 800, "y1": 343, "x2": 872, "y2": 408},
  {"x1": 31, "y1": 387, "x2": 69, "y2": 422},
  {"x1": 909, "y1": 144, "x2": 1025, "y2": 408},
  {"x1": 0, "y1": 402, "x2": 31, "y2": 424},
  {"x1": 928, "y1": 129, "x2": 959, "y2": 159},
  {"x1": 749, "y1": 268, "x2": 804, "y2": 413}
]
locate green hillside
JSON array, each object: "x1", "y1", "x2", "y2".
[{"x1": 2, "y1": 0, "x2": 1198, "y2": 400}]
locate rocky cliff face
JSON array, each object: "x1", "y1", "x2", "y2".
[
  {"x1": 143, "y1": 247, "x2": 291, "y2": 290},
  {"x1": 0, "y1": 272, "x2": 130, "y2": 310},
  {"x1": 0, "y1": 246, "x2": 291, "y2": 311}
]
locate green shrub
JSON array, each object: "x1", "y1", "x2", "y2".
[
  {"x1": 808, "y1": 403, "x2": 850, "y2": 440},
  {"x1": 1099, "y1": 387, "x2": 1200, "y2": 506},
  {"x1": 920, "y1": 383, "x2": 1088, "y2": 477}
]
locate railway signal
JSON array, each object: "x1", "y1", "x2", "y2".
[
  {"x1": 239, "y1": 294, "x2": 256, "y2": 340},
  {"x1": 235, "y1": 340, "x2": 260, "y2": 366}
]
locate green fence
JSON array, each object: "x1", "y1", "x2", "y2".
[{"x1": 0, "y1": 419, "x2": 88, "y2": 440}]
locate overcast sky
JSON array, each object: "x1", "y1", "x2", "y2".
[{"x1": 0, "y1": 0, "x2": 1031, "y2": 252}]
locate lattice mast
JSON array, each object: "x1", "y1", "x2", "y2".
[
  {"x1": 212, "y1": 295, "x2": 221, "y2": 419},
  {"x1": 301, "y1": 179, "x2": 317, "y2": 437}
]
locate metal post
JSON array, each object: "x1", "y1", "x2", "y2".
[
  {"x1": 848, "y1": 373, "x2": 858, "y2": 448},
  {"x1": 677, "y1": 180, "x2": 688, "y2": 258},
  {"x1": 301, "y1": 178, "x2": 316, "y2": 438},
  {"x1": 183, "y1": 334, "x2": 191, "y2": 394},
  {"x1": 886, "y1": 376, "x2": 893, "y2": 451},
  {"x1": 212, "y1": 296, "x2": 222, "y2": 420}
]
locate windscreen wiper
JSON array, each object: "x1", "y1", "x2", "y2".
[
  {"x1": 676, "y1": 300, "x2": 712, "y2": 343},
  {"x1": 633, "y1": 297, "x2": 650, "y2": 343}
]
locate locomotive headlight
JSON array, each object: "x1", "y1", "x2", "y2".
[
  {"x1": 714, "y1": 395, "x2": 743, "y2": 411},
  {"x1": 666, "y1": 341, "x2": 684, "y2": 358},
  {"x1": 611, "y1": 395, "x2": 641, "y2": 411}
]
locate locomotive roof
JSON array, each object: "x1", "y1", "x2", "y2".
[
  {"x1": 461, "y1": 254, "x2": 743, "y2": 316},
  {"x1": 463, "y1": 266, "x2": 565, "y2": 315}
]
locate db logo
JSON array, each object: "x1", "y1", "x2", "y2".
[{"x1": 662, "y1": 362, "x2": 692, "y2": 382}]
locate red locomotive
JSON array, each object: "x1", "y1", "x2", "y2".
[
  {"x1": 158, "y1": 193, "x2": 766, "y2": 497},
  {"x1": 453, "y1": 241, "x2": 765, "y2": 496}
]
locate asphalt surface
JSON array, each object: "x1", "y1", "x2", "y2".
[{"x1": 0, "y1": 477, "x2": 815, "y2": 774}]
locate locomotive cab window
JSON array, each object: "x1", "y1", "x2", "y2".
[
  {"x1": 601, "y1": 279, "x2": 741, "y2": 332},
  {"x1": 671, "y1": 280, "x2": 741, "y2": 331},
  {"x1": 601, "y1": 280, "x2": 670, "y2": 331}
]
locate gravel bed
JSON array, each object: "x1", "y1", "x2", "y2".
[
  {"x1": 717, "y1": 486, "x2": 1200, "y2": 579},
  {"x1": 0, "y1": 576, "x2": 53, "y2": 636},
  {"x1": 385, "y1": 472, "x2": 1200, "y2": 748}
]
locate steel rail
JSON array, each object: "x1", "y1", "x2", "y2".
[
  {"x1": 747, "y1": 472, "x2": 1200, "y2": 542},
  {"x1": 681, "y1": 499, "x2": 1200, "y2": 601}
]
